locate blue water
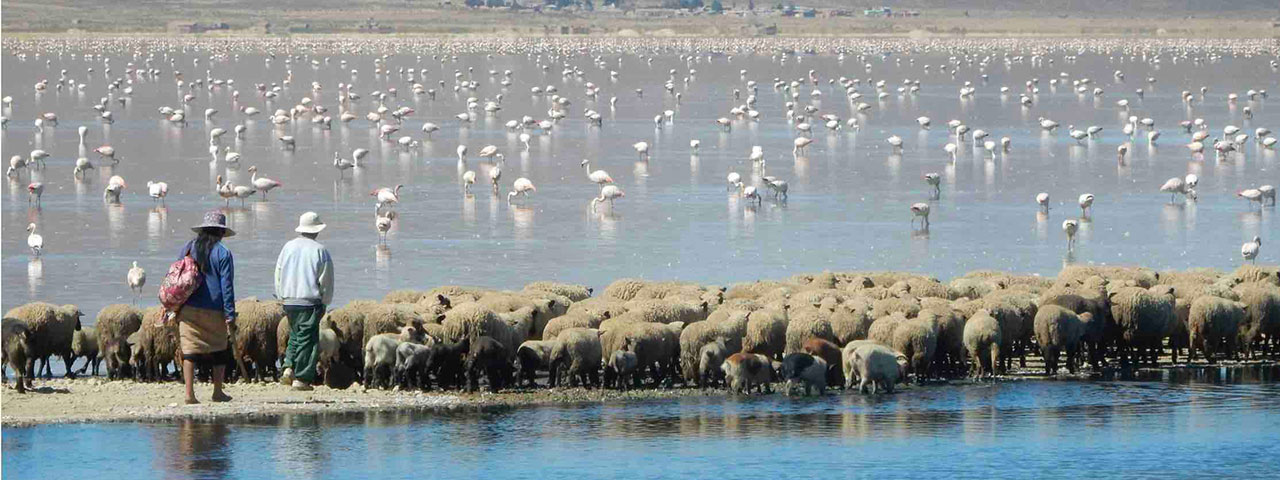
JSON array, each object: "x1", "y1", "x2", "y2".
[{"x1": 6, "y1": 366, "x2": 1280, "y2": 479}]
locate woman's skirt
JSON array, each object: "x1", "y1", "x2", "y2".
[{"x1": 177, "y1": 306, "x2": 232, "y2": 366}]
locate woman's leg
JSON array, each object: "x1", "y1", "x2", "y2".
[
  {"x1": 183, "y1": 360, "x2": 199, "y2": 404},
  {"x1": 211, "y1": 363, "x2": 231, "y2": 401}
]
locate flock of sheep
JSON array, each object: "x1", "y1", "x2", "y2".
[{"x1": 3, "y1": 264, "x2": 1278, "y2": 396}]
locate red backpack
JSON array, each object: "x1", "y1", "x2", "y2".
[{"x1": 157, "y1": 250, "x2": 203, "y2": 324}]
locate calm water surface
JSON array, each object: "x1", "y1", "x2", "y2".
[
  {"x1": 1, "y1": 45, "x2": 1276, "y2": 324},
  {"x1": 5, "y1": 366, "x2": 1280, "y2": 479}
]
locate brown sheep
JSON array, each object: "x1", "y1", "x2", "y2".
[{"x1": 4, "y1": 302, "x2": 83, "y2": 379}]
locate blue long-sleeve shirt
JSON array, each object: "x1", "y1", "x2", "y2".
[{"x1": 179, "y1": 240, "x2": 237, "y2": 320}]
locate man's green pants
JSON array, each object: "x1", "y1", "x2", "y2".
[{"x1": 282, "y1": 305, "x2": 325, "y2": 383}]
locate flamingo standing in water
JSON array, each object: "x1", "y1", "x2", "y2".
[
  {"x1": 248, "y1": 166, "x2": 282, "y2": 200},
  {"x1": 27, "y1": 223, "x2": 43, "y2": 256},
  {"x1": 333, "y1": 152, "x2": 355, "y2": 177},
  {"x1": 215, "y1": 175, "x2": 236, "y2": 207},
  {"x1": 1078, "y1": 194, "x2": 1094, "y2": 217},
  {"x1": 735, "y1": 182, "x2": 761, "y2": 205},
  {"x1": 508, "y1": 178, "x2": 536, "y2": 203},
  {"x1": 1036, "y1": 192, "x2": 1050, "y2": 212},
  {"x1": 924, "y1": 173, "x2": 941, "y2": 197},
  {"x1": 372, "y1": 184, "x2": 403, "y2": 212},
  {"x1": 581, "y1": 159, "x2": 614, "y2": 191},
  {"x1": 591, "y1": 185, "x2": 625, "y2": 211},
  {"x1": 633, "y1": 142, "x2": 650, "y2": 161},
  {"x1": 1241, "y1": 236, "x2": 1261, "y2": 264},
  {"x1": 28, "y1": 182, "x2": 45, "y2": 205},
  {"x1": 147, "y1": 181, "x2": 168, "y2": 205},
  {"x1": 462, "y1": 170, "x2": 476, "y2": 193},
  {"x1": 127, "y1": 261, "x2": 146, "y2": 303},
  {"x1": 1063, "y1": 219, "x2": 1079, "y2": 251},
  {"x1": 910, "y1": 203, "x2": 930, "y2": 228},
  {"x1": 376, "y1": 210, "x2": 397, "y2": 244}
]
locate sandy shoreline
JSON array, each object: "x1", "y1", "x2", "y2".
[
  {"x1": 6, "y1": 360, "x2": 1277, "y2": 428},
  {"x1": 0, "y1": 377, "x2": 725, "y2": 428}
]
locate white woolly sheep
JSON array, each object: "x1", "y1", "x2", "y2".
[
  {"x1": 890, "y1": 318, "x2": 938, "y2": 381},
  {"x1": 1188, "y1": 295, "x2": 1248, "y2": 363},
  {"x1": 741, "y1": 308, "x2": 787, "y2": 360},
  {"x1": 848, "y1": 343, "x2": 909, "y2": 394},
  {"x1": 608, "y1": 339, "x2": 640, "y2": 391},
  {"x1": 5, "y1": 302, "x2": 83, "y2": 379},
  {"x1": 524, "y1": 281, "x2": 593, "y2": 302},
  {"x1": 1108, "y1": 286, "x2": 1175, "y2": 366},
  {"x1": 962, "y1": 310, "x2": 1002, "y2": 378},
  {"x1": 1033, "y1": 305, "x2": 1087, "y2": 375},
  {"x1": 551, "y1": 327, "x2": 602, "y2": 388},
  {"x1": 363, "y1": 333, "x2": 401, "y2": 389}
]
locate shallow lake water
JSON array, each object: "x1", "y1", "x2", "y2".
[
  {"x1": 2, "y1": 41, "x2": 1276, "y2": 325},
  {"x1": 5, "y1": 366, "x2": 1280, "y2": 479}
]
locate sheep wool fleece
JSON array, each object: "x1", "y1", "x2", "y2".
[{"x1": 282, "y1": 305, "x2": 325, "y2": 383}]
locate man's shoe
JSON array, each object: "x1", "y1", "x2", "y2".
[
  {"x1": 280, "y1": 368, "x2": 294, "y2": 386},
  {"x1": 291, "y1": 380, "x2": 313, "y2": 391}
]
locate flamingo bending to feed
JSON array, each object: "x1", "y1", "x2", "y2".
[
  {"x1": 508, "y1": 178, "x2": 536, "y2": 203},
  {"x1": 147, "y1": 181, "x2": 169, "y2": 205},
  {"x1": 73, "y1": 157, "x2": 95, "y2": 177},
  {"x1": 1238, "y1": 189, "x2": 1264, "y2": 209},
  {"x1": 248, "y1": 166, "x2": 282, "y2": 200},
  {"x1": 735, "y1": 182, "x2": 760, "y2": 205},
  {"x1": 462, "y1": 170, "x2": 476, "y2": 193},
  {"x1": 1063, "y1": 220, "x2": 1079, "y2": 251},
  {"x1": 633, "y1": 142, "x2": 650, "y2": 160},
  {"x1": 27, "y1": 223, "x2": 43, "y2": 256},
  {"x1": 1078, "y1": 193, "x2": 1094, "y2": 217},
  {"x1": 372, "y1": 185, "x2": 403, "y2": 211},
  {"x1": 376, "y1": 210, "x2": 397, "y2": 244},
  {"x1": 910, "y1": 203, "x2": 930, "y2": 228},
  {"x1": 592, "y1": 185, "x2": 625, "y2": 211},
  {"x1": 924, "y1": 173, "x2": 941, "y2": 197},
  {"x1": 1036, "y1": 192, "x2": 1050, "y2": 212}
]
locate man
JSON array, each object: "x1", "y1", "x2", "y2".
[{"x1": 276, "y1": 211, "x2": 334, "y2": 391}]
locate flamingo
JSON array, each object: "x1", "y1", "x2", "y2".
[
  {"x1": 462, "y1": 170, "x2": 476, "y2": 193},
  {"x1": 1063, "y1": 219, "x2": 1079, "y2": 251},
  {"x1": 248, "y1": 166, "x2": 282, "y2": 200},
  {"x1": 1238, "y1": 189, "x2": 1264, "y2": 209},
  {"x1": 924, "y1": 173, "x2": 941, "y2": 197},
  {"x1": 127, "y1": 261, "x2": 146, "y2": 303},
  {"x1": 793, "y1": 137, "x2": 812, "y2": 156},
  {"x1": 216, "y1": 175, "x2": 236, "y2": 206},
  {"x1": 519, "y1": 133, "x2": 532, "y2": 151},
  {"x1": 147, "y1": 181, "x2": 169, "y2": 205},
  {"x1": 333, "y1": 152, "x2": 355, "y2": 177},
  {"x1": 508, "y1": 178, "x2": 536, "y2": 203},
  {"x1": 29, "y1": 149, "x2": 50, "y2": 168},
  {"x1": 376, "y1": 210, "x2": 397, "y2": 244},
  {"x1": 1241, "y1": 236, "x2": 1261, "y2": 264},
  {"x1": 944, "y1": 143, "x2": 957, "y2": 161},
  {"x1": 230, "y1": 183, "x2": 255, "y2": 207},
  {"x1": 735, "y1": 182, "x2": 760, "y2": 205},
  {"x1": 633, "y1": 142, "x2": 650, "y2": 160},
  {"x1": 690, "y1": 139, "x2": 701, "y2": 153},
  {"x1": 1036, "y1": 192, "x2": 1050, "y2": 212},
  {"x1": 456, "y1": 145, "x2": 468, "y2": 162},
  {"x1": 1160, "y1": 177, "x2": 1190, "y2": 202},
  {"x1": 910, "y1": 202, "x2": 930, "y2": 228},
  {"x1": 422, "y1": 122, "x2": 439, "y2": 138},
  {"x1": 886, "y1": 135, "x2": 903, "y2": 152},
  {"x1": 278, "y1": 135, "x2": 295, "y2": 149},
  {"x1": 488, "y1": 163, "x2": 502, "y2": 192},
  {"x1": 352, "y1": 148, "x2": 370, "y2": 166},
  {"x1": 478, "y1": 145, "x2": 499, "y2": 159},
  {"x1": 749, "y1": 146, "x2": 765, "y2": 163},
  {"x1": 27, "y1": 223, "x2": 43, "y2": 256},
  {"x1": 592, "y1": 185, "x2": 625, "y2": 210},
  {"x1": 73, "y1": 157, "x2": 95, "y2": 177},
  {"x1": 104, "y1": 178, "x2": 126, "y2": 203},
  {"x1": 581, "y1": 159, "x2": 614, "y2": 189},
  {"x1": 764, "y1": 178, "x2": 788, "y2": 200},
  {"x1": 1078, "y1": 194, "x2": 1094, "y2": 217},
  {"x1": 727, "y1": 172, "x2": 742, "y2": 190},
  {"x1": 28, "y1": 182, "x2": 45, "y2": 205},
  {"x1": 7, "y1": 155, "x2": 26, "y2": 178},
  {"x1": 1258, "y1": 185, "x2": 1275, "y2": 205},
  {"x1": 372, "y1": 184, "x2": 403, "y2": 211}
]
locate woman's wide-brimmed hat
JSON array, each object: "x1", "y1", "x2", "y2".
[{"x1": 191, "y1": 210, "x2": 236, "y2": 237}]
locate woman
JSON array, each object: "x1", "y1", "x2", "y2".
[{"x1": 176, "y1": 211, "x2": 237, "y2": 404}]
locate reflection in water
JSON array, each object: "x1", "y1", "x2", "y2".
[
  {"x1": 27, "y1": 258, "x2": 43, "y2": 296},
  {"x1": 6, "y1": 367, "x2": 1280, "y2": 479},
  {"x1": 512, "y1": 206, "x2": 534, "y2": 240}
]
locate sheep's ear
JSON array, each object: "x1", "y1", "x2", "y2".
[
  {"x1": 602, "y1": 311, "x2": 612, "y2": 320},
  {"x1": 437, "y1": 294, "x2": 451, "y2": 309},
  {"x1": 435, "y1": 313, "x2": 447, "y2": 323},
  {"x1": 699, "y1": 301, "x2": 708, "y2": 312},
  {"x1": 587, "y1": 287, "x2": 594, "y2": 295}
]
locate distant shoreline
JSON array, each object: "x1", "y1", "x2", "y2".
[{"x1": 3, "y1": 12, "x2": 1278, "y2": 38}]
